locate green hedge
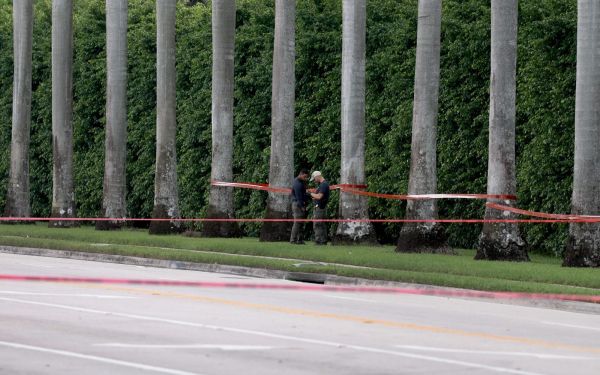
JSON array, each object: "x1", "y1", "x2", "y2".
[{"x1": 0, "y1": 0, "x2": 577, "y2": 254}]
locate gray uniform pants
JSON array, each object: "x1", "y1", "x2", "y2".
[
  {"x1": 290, "y1": 203, "x2": 307, "y2": 243},
  {"x1": 313, "y1": 206, "x2": 327, "y2": 244}
]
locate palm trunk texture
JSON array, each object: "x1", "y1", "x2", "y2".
[
  {"x1": 97, "y1": 0, "x2": 128, "y2": 231},
  {"x1": 150, "y1": 0, "x2": 181, "y2": 234},
  {"x1": 396, "y1": 0, "x2": 451, "y2": 254},
  {"x1": 5, "y1": 0, "x2": 33, "y2": 220},
  {"x1": 260, "y1": 0, "x2": 296, "y2": 242},
  {"x1": 203, "y1": 0, "x2": 241, "y2": 237},
  {"x1": 476, "y1": 0, "x2": 528, "y2": 261},
  {"x1": 563, "y1": 0, "x2": 600, "y2": 267},
  {"x1": 334, "y1": 0, "x2": 376, "y2": 245},
  {"x1": 51, "y1": 0, "x2": 77, "y2": 227}
]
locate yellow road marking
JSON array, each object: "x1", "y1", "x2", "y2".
[{"x1": 80, "y1": 283, "x2": 600, "y2": 355}]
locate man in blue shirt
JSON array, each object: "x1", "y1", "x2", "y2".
[
  {"x1": 290, "y1": 169, "x2": 310, "y2": 244},
  {"x1": 310, "y1": 171, "x2": 330, "y2": 245}
]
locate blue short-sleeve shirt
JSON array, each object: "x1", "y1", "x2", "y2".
[{"x1": 315, "y1": 181, "x2": 330, "y2": 208}]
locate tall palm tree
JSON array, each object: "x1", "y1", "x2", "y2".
[
  {"x1": 476, "y1": 0, "x2": 527, "y2": 261},
  {"x1": 150, "y1": 0, "x2": 180, "y2": 234},
  {"x1": 97, "y1": 0, "x2": 128, "y2": 231},
  {"x1": 5, "y1": 0, "x2": 33, "y2": 219},
  {"x1": 396, "y1": 0, "x2": 450, "y2": 253},
  {"x1": 564, "y1": 0, "x2": 600, "y2": 267},
  {"x1": 334, "y1": 0, "x2": 376, "y2": 245},
  {"x1": 51, "y1": 0, "x2": 76, "y2": 227},
  {"x1": 260, "y1": 0, "x2": 296, "y2": 242},
  {"x1": 203, "y1": 0, "x2": 240, "y2": 237}
]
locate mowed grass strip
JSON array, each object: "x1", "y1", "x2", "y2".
[{"x1": 0, "y1": 223, "x2": 598, "y2": 295}]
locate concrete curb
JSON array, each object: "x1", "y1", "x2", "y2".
[
  {"x1": 1, "y1": 245, "x2": 599, "y2": 315},
  {"x1": 0, "y1": 245, "x2": 290, "y2": 280}
]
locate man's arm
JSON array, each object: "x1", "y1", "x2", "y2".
[
  {"x1": 312, "y1": 182, "x2": 329, "y2": 201},
  {"x1": 311, "y1": 184, "x2": 324, "y2": 200},
  {"x1": 311, "y1": 191, "x2": 323, "y2": 200}
]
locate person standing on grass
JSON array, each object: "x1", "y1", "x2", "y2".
[
  {"x1": 310, "y1": 171, "x2": 330, "y2": 245},
  {"x1": 290, "y1": 168, "x2": 310, "y2": 244}
]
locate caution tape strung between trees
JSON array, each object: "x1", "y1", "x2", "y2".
[
  {"x1": 210, "y1": 181, "x2": 368, "y2": 194},
  {"x1": 210, "y1": 180, "x2": 517, "y2": 201},
  {"x1": 486, "y1": 203, "x2": 600, "y2": 223},
  {"x1": 0, "y1": 181, "x2": 597, "y2": 223}
]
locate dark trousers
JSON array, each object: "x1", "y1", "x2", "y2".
[
  {"x1": 313, "y1": 206, "x2": 327, "y2": 244},
  {"x1": 290, "y1": 203, "x2": 306, "y2": 243}
]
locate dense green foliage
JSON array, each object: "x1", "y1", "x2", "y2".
[{"x1": 0, "y1": 0, "x2": 577, "y2": 254}]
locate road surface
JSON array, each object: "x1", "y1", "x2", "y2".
[{"x1": 0, "y1": 252, "x2": 599, "y2": 375}]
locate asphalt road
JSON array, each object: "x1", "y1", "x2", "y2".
[{"x1": 0, "y1": 252, "x2": 599, "y2": 375}]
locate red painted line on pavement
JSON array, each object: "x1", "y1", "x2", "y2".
[{"x1": 0, "y1": 274, "x2": 598, "y2": 304}]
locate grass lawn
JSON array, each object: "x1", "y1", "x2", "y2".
[{"x1": 0, "y1": 223, "x2": 598, "y2": 296}]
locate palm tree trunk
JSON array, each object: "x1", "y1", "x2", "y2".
[
  {"x1": 260, "y1": 0, "x2": 295, "y2": 242},
  {"x1": 476, "y1": 0, "x2": 528, "y2": 261},
  {"x1": 203, "y1": 0, "x2": 241, "y2": 237},
  {"x1": 564, "y1": 0, "x2": 600, "y2": 267},
  {"x1": 334, "y1": 0, "x2": 376, "y2": 245},
  {"x1": 50, "y1": 0, "x2": 76, "y2": 227},
  {"x1": 396, "y1": 0, "x2": 450, "y2": 254},
  {"x1": 5, "y1": 0, "x2": 33, "y2": 219},
  {"x1": 97, "y1": 0, "x2": 128, "y2": 231},
  {"x1": 150, "y1": 0, "x2": 181, "y2": 234}
]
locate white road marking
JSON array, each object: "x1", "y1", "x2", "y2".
[
  {"x1": 11, "y1": 260, "x2": 55, "y2": 268},
  {"x1": 323, "y1": 294, "x2": 375, "y2": 303},
  {"x1": 0, "y1": 340, "x2": 203, "y2": 375},
  {"x1": 542, "y1": 321, "x2": 600, "y2": 332},
  {"x1": 0, "y1": 291, "x2": 136, "y2": 299},
  {"x1": 220, "y1": 276, "x2": 253, "y2": 280},
  {"x1": 0, "y1": 297, "x2": 547, "y2": 375},
  {"x1": 96, "y1": 343, "x2": 274, "y2": 351},
  {"x1": 394, "y1": 345, "x2": 594, "y2": 360}
]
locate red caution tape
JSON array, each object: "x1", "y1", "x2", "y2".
[
  {"x1": 211, "y1": 180, "x2": 517, "y2": 201},
  {"x1": 487, "y1": 203, "x2": 600, "y2": 223},
  {"x1": 211, "y1": 181, "x2": 291, "y2": 194},
  {"x1": 0, "y1": 274, "x2": 598, "y2": 304},
  {"x1": 339, "y1": 188, "x2": 517, "y2": 201},
  {"x1": 211, "y1": 181, "x2": 368, "y2": 194},
  {"x1": 5, "y1": 191, "x2": 589, "y2": 224}
]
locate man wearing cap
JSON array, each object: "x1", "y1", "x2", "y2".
[
  {"x1": 290, "y1": 169, "x2": 310, "y2": 244},
  {"x1": 310, "y1": 171, "x2": 330, "y2": 245}
]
